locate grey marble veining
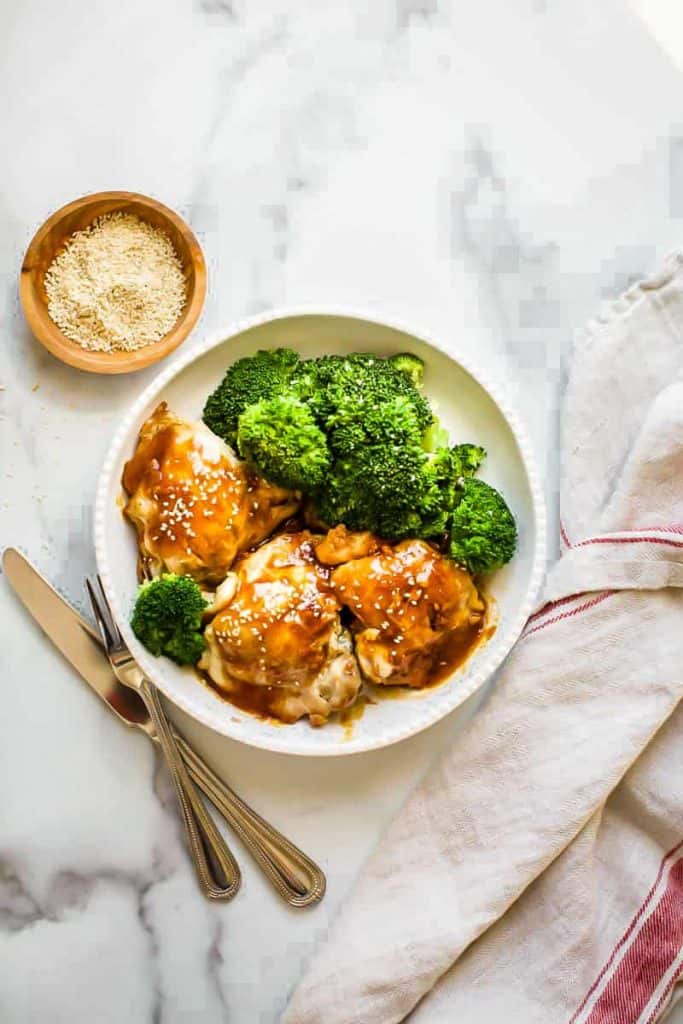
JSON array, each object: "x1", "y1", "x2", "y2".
[{"x1": 2, "y1": 0, "x2": 683, "y2": 1020}]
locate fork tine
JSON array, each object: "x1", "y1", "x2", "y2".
[
  {"x1": 86, "y1": 578, "x2": 114, "y2": 650},
  {"x1": 96, "y1": 575, "x2": 125, "y2": 647}
]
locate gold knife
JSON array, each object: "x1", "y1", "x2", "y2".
[{"x1": 2, "y1": 547, "x2": 326, "y2": 907}]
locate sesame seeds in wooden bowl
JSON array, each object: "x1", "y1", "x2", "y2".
[{"x1": 20, "y1": 192, "x2": 207, "y2": 374}]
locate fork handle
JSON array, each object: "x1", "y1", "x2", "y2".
[
  {"x1": 139, "y1": 680, "x2": 240, "y2": 901},
  {"x1": 176, "y1": 734, "x2": 326, "y2": 908}
]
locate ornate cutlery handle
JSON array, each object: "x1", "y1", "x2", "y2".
[
  {"x1": 140, "y1": 680, "x2": 241, "y2": 901},
  {"x1": 176, "y1": 735, "x2": 325, "y2": 907}
]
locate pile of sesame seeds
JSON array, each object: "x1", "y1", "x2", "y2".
[{"x1": 45, "y1": 212, "x2": 187, "y2": 353}]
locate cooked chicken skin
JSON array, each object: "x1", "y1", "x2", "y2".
[
  {"x1": 330, "y1": 539, "x2": 485, "y2": 687},
  {"x1": 122, "y1": 403, "x2": 299, "y2": 584},
  {"x1": 200, "y1": 531, "x2": 362, "y2": 725}
]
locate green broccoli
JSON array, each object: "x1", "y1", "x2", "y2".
[
  {"x1": 414, "y1": 447, "x2": 459, "y2": 538},
  {"x1": 202, "y1": 348, "x2": 299, "y2": 446},
  {"x1": 448, "y1": 478, "x2": 517, "y2": 573},
  {"x1": 314, "y1": 395, "x2": 429, "y2": 537},
  {"x1": 312, "y1": 395, "x2": 482, "y2": 542},
  {"x1": 388, "y1": 352, "x2": 425, "y2": 387},
  {"x1": 131, "y1": 574, "x2": 207, "y2": 666},
  {"x1": 289, "y1": 353, "x2": 433, "y2": 434},
  {"x1": 314, "y1": 458, "x2": 424, "y2": 539},
  {"x1": 312, "y1": 467, "x2": 366, "y2": 532},
  {"x1": 326, "y1": 392, "x2": 421, "y2": 454},
  {"x1": 369, "y1": 444, "x2": 476, "y2": 541},
  {"x1": 452, "y1": 443, "x2": 487, "y2": 478},
  {"x1": 237, "y1": 395, "x2": 331, "y2": 491}
]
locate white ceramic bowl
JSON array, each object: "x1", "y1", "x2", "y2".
[{"x1": 95, "y1": 308, "x2": 546, "y2": 756}]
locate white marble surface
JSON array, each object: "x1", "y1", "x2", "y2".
[{"x1": 2, "y1": 1, "x2": 683, "y2": 1020}]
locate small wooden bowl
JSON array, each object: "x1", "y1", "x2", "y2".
[{"x1": 20, "y1": 191, "x2": 207, "y2": 374}]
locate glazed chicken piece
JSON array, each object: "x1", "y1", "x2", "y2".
[
  {"x1": 330, "y1": 539, "x2": 485, "y2": 687},
  {"x1": 314, "y1": 524, "x2": 380, "y2": 566},
  {"x1": 122, "y1": 402, "x2": 299, "y2": 585},
  {"x1": 200, "y1": 531, "x2": 362, "y2": 725}
]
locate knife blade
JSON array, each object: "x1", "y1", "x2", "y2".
[{"x1": 2, "y1": 547, "x2": 152, "y2": 733}]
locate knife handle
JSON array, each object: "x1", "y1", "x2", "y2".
[
  {"x1": 140, "y1": 680, "x2": 241, "y2": 901},
  {"x1": 175, "y1": 734, "x2": 325, "y2": 908}
]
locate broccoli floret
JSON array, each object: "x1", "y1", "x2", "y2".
[
  {"x1": 411, "y1": 444, "x2": 487, "y2": 540},
  {"x1": 131, "y1": 574, "x2": 207, "y2": 666},
  {"x1": 313, "y1": 396, "x2": 483, "y2": 542},
  {"x1": 312, "y1": 467, "x2": 365, "y2": 531},
  {"x1": 327, "y1": 392, "x2": 420, "y2": 454},
  {"x1": 289, "y1": 353, "x2": 433, "y2": 434},
  {"x1": 388, "y1": 352, "x2": 425, "y2": 387},
  {"x1": 314, "y1": 459, "x2": 423, "y2": 538},
  {"x1": 313, "y1": 395, "x2": 429, "y2": 537},
  {"x1": 452, "y1": 443, "x2": 487, "y2": 478},
  {"x1": 414, "y1": 447, "x2": 459, "y2": 538},
  {"x1": 448, "y1": 478, "x2": 517, "y2": 573},
  {"x1": 237, "y1": 395, "x2": 331, "y2": 491},
  {"x1": 202, "y1": 348, "x2": 299, "y2": 446}
]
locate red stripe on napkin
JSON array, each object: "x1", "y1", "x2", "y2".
[
  {"x1": 526, "y1": 593, "x2": 586, "y2": 626},
  {"x1": 526, "y1": 528, "x2": 683, "y2": 636},
  {"x1": 522, "y1": 592, "x2": 613, "y2": 639},
  {"x1": 577, "y1": 535, "x2": 683, "y2": 550},
  {"x1": 570, "y1": 845, "x2": 683, "y2": 1024}
]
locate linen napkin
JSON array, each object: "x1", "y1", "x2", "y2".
[{"x1": 283, "y1": 254, "x2": 683, "y2": 1024}]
